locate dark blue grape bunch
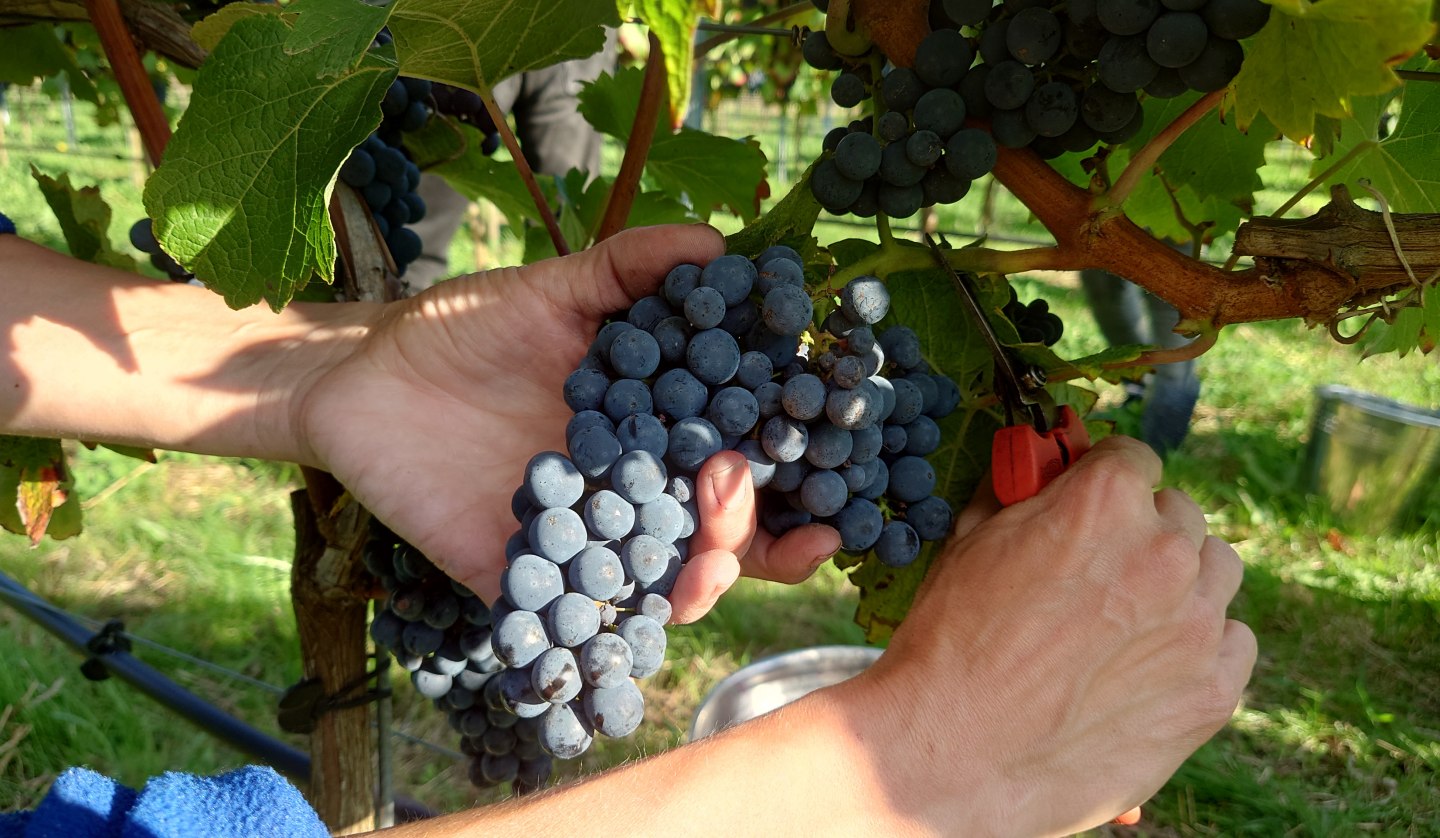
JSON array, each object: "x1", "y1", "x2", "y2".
[
  {"x1": 486, "y1": 246, "x2": 959, "y2": 763},
  {"x1": 362, "y1": 521, "x2": 555, "y2": 793},
  {"x1": 430, "y1": 84, "x2": 503, "y2": 157},
  {"x1": 1003, "y1": 286, "x2": 1064, "y2": 346},
  {"x1": 805, "y1": 0, "x2": 1269, "y2": 206},
  {"x1": 337, "y1": 76, "x2": 434, "y2": 278},
  {"x1": 128, "y1": 217, "x2": 195, "y2": 283}
]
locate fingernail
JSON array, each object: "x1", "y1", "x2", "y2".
[
  {"x1": 709, "y1": 459, "x2": 747, "y2": 505},
  {"x1": 810, "y1": 531, "x2": 843, "y2": 568}
]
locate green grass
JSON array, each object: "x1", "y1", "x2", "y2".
[{"x1": 2, "y1": 86, "x2": 1438, "y2": 833}]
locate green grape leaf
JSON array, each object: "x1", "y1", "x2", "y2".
[
  {"x1": 408, "y1": 120, "x2": 541, "y2": 230},
  {"x1": 726, "y1": 164, "x2": 823, "y2": 260},
  {"x1": 560, "y1": 169, "x2": 695, "y2": 242},
  {"x1": 1312, "y1": 61, "x2": 1440, "y2": 213},
  {"x1": 826, "y1": 237, "x2": 882, "y2": 270},
  {"x1": 632, "y1": 0, "x2": 703, "y2": 128},
  {"x1": 1126, "y1": 93, "x2": 1276, "y2": 207},
  {"x1": 1360, "y1": 289, "x2": 1440, "y2": 357},
  {"x1": 144, "y1": 15, "x2": 396, "y2": 310},
  {"x1": 284, "y1": 0, "x2": 391, "y2": 75},
  {"x1": 191, "y1": 3, "x2": 285, "y2": 52},
  {"x1": 1231, "y1": 0, "x2": 1434, "y2": 142},
  {"x1": 30, "y1": 166, "x2": 138, "y2": 271},
  {"x1": 648, "y1": 131, "x2": 767, "y2": 222},
  {"x1": 0, "y1": 437, "x2": 82, "y2": 545},
  {"x1": 0, "y1": 24, "x2": 77, "y2": 85},
  {"x1": 580, "y1": 66, "x2": 769, "y2": 221},
  {"x1": 389, "y1": 0, "x2": 620, "y2": 93}
]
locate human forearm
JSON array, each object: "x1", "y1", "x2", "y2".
[
  {"x1": 378, "y1": 680, "x2": 970, "y2": 838},
  {"x1": 0, "y1": 236, "x2": 375, "y2": 464}
]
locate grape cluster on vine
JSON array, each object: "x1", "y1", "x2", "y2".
[{"x1": 805, "y1": 0, "x2": 1270, "y2": 218}]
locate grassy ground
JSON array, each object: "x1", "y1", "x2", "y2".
[{"x1": 2, "y1": 86, "x2": 1438, "y2": 833}]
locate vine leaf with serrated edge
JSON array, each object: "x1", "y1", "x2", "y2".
[
  {"x1": 1229, "y1": 0, "x2": 1433, "y2": 142},
  {"x1": 628, "y1": 0, "x2": 716, "y2": 129},
  {"x1": 30, "y1": 166, "x2": 138, "y2": 272},
  {"x1": 0, "y1": 437, "x2": 82, "y2": 545}
]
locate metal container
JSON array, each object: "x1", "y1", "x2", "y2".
[
  {"x1": 1302, "y1": 385, "x2": 1440, "y2": 533},
  {"x1": 689, "y1": 645, "x2": 883, "y2": 741}
]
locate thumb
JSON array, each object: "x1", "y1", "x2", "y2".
[
  {"x1": 536, "y1": 224, "x2": 725, "y2": 317},
  {"x1": 954, "y1": 471, "x2": 1003, "y2": 539}
]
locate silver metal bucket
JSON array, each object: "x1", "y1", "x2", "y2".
[
  {"x1": 1301, "y1": 385, "x2": 1440, "y2": 533},
  {"x1": 689, "y1": 645, "x2": 883, "y2": 740}
]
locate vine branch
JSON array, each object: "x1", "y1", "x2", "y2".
[
  {"x1": 596, "y1": 32, "x2": 666, "y2": 244},
  {"x1": 693, "y1": 2, "x2": 815, "y2": 59},
  {"x1": 478, "y1": 86, "x2": 570, "y2": 257},
  {"x1": 1105, "y1": 89, "x2": 1224, "y2": 208},
  {"x1": 85, "y1": 0, "x2": 170, "y2": 167}
]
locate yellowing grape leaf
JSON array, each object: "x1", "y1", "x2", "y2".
[
  {"x1": 191, "y1": 3, "x2": 284, "y2": 52},
  {"x1": 1231, "y1": 0, "x2": 1433, "y2": 141},
  {"x1": 631, "y1": 0, "x2": 705, "y2": 128}
]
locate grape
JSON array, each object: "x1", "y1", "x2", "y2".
[
  {"x1": 833, "y1": 355, "x2": 867, "y2": 390},
  {"x1": 874, "y1": 521, "x2": 922, "y2": 568},
  {"x1": 686, "y1": 329, "x2": 741, "y2": 385},
  {"x1": 583, "y1": 680, "x2": 645, "y2": 737},
  {"x1": 583, "y1": 490, "x2": 636, "y2": 542},
  {"x1": 683, "y1": 286, "x2": 727, "y2": 330},
  {"x1": 802, "y1": 29, "x2": 845, "y2": 71},
  {"x1": 492, "y1": 610, "x2": 550, "y2": 668},
  {"x1": 879, "y1": 142, "x2": 927, "y2": 188},
  {"x1": 591, "y1": 321, "x2": 634, "y2": 356},
  {"x1": 568, "y1": 425, "x2": 622, "y2": 481},
  {"x1": 650, "y1": 316, "x2": 692, "y2": 368},
  {"x1": 1096, "y1": 103, "x2": 1145, "y2": 144},
  {"x1": 1025, "y1": 82, "x2": 1079, "y2": 137},
  {"x1": 539, "y1": 704, "x2": 593, "y2": 759},
  {"x1": 831, "y1": 71, "x2": 868, "y2": 108},
  {"x1": 662, "y1": 264, "x2": 700, "y2": 307},
  {"x1": 906, "y1": 130, "x2": 943, "y2": 167},
  {"x1": 944, "y1": 0, "x2": 992, "y2": 25},
  {"x1": 1008, "y1": 7, "x2": 1063, "y2": 65},
  {"x1": 906, "y1": 496, "x2": 955, "y2": 541},
  {"x1": 548, "y1": 593, "x2": 602, "y2": 648},
  {"x1": 878, "y1": 111, "x2": 910, "y2": 142},
  {"x1": 620, "y1": 534, "x2": 674, "y2": 586},
  {"x1": 841, "y1": 276, "x2": 891, "y2": 325},
  {"x1": 985, "y1": 62, "x2": 1036, "y2": 111},
  {"x1": 569, "y1": 545, "x2": 625, "y2": 601},
  {"x1": 880, "y1": 326, "x2": 922, "y2": 370},
  {"x1": 928, "y1": 376, "x2": 962, "y2": 418},
  {"x1": 757, "y1": 259, "x2": 805, "y2": 296},
  {"x1": 387, "y1": 228, "x2": 423, "y2": 268},
  {"x1": 1202, "y1": 0, "x2": 1271, "y2": 40},
  {"x1": 579, "y1": 633, "x2": 633, "y2": 689},
  {"x1": 1080, "y1": 84, "x2": 1140, "y2": 133},
  {"x1": 635, "y1": 495, "x2": 686, "y2": 543},
  {"x1": 959, "y1": 65, "x2": 993, "y2": 119},
  {"x1": 602, "y1": 378, "x2": 653, "y2": 422},
  {"x1": 753, "y1": 380, "x2": 784, "y2": 418},
  {"x1": 1144, "y1": 68, "x2": 1189, "y2": 98},
  {"x1": 611, "y1": 450, "x2": 667, "y2": 504},
  {"x1": 913, "y1": 89, "x2": 966, "y2": 139},
  {"x1": 340, "y1": 149, "x2": 376, "y2": 187},
  {"x1": 618, "y1": 616, "x2": 666, "y2": 678},
  {"x1": 1098, "y1": 35, "x2": 1160, "y2": 92},
  {"x1": 826, "y1": 381, "x2": 882, "y2": 430},
  {"x1": 616, "y1": 413, "x2": 669, "y2": 458},
  {"x1": 700, "y1": 254, "x2": 756, "y2": 306},
  {"x1": 903, "y1": 416, "x2": 943, "y2": 457},
  {"x1": 856, "y1": 458, "x2": 890, "y2": 501},
  {"x1": 736, "y1": 351, "x2": 774, "y2": 389},
  {"x1": 1097, "y1": 0, "x2": 1160, "y2": 35},
  {"x1": 880, "y1": 67, "x2": 925, "y2": 112},
  {"x1": 664, "y1": 416, "x2": 720, "y2": 472},
  {"x1": 735, "y1": 439, "x2": 777, "y2": 488},
  {"x1": 362, "y1": 180, "x2": 392, "y2": 210},
  {"x1": 1059, "y1": 118, "x2": 1101, "y2": 153},
  {"x1": 879, "y1": 183, "x2": 924, "y2": 219},
  {"x1": 502, "y1": 554, "x2": 565, "y2": 611},
  {"x1": 374, "y1": 145, "x2": 408, "y2": 187},
  {"x1": 757, "y1": 245, "x2": 801, "y2": 266},
  {"x1": 914, "y1": 29, "x2": 974, "y2": 87},
  {"x1": 800, "y1": 469, "x2": 848, "y2": 517},
  {"x1": 627, "y1": 296, "x2": 672, "y2": 332},
  {"x1": 782, "y1": 374, "x2": 827, "y2": 421},
  {"x1": 979, "y1": 18, "x2": 1013, "y2": 65},
  {"x1": 822, "y1": 126, "x2": 848, "y2": 153},
  {"x1": 762, "y1": 285, "x2": 815, "y2": 336},
  {"x1": 805, "y1": 423, "x2": 855, "y2": 469},
  {"x1": 532, "y1": 647, "x2": 583, "y2": 704},
  {"x1": 707, "y1": 387, "x2": 761, "y2": 436},
  {"x1": 887, "y1": 456, "x2": 938, "y2": 503},
  {"x1": 920, "y1": 167, "x2": 969, "y2": 207},
  {"x1": 666, "y1": 475, "x2": 696, "y2": 504},
  {"x1": 834, "y1": 132, "x2": 882, "y2": 181},
  {"x1": 1178, "y1": 37, "x2": 1244, "y2": 92},
  {"x1": 762, "y1": 415, "x2": 810, "y2": 463},
  {"x1": 653, "y1": 368, "x2": 709, "y2": 420},
  {"x1": 834, "y1": 498, "x2": 884, "y2": 552},
  {"x1": 943, "y1": 129, "x2": 996, "y2": 181},
  {"x1": 1147, "y1": 12, "x2": 1208, "y2": 68},
  {"x1": 483, "y1": 725, "x2": 518, "y2": 756},
  {"x1": 811, "y1": 159, "x2": 865, "y2": 212},
  {"x1": 370, "y1": 608, "x2": 405, "y2": 652},
  {"x1": 528, "y1": 507, "x2": 587, "y2": 564},
  {"x1": 412, "y1": 663, "x2": 453, "y2": 700}
]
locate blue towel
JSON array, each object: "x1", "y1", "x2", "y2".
[{"x1": 3, "y1": 765, "x2": 327, "y2": 838}]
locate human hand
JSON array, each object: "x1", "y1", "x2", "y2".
[
  {"x1": 295, "y1": 225, "x2": 839, "y2": 613},
  {"x1": 846, "y1": 436, "x2": 1255, "y2": 836}
]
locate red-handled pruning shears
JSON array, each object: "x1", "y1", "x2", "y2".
[{"x1": 924, "y1": 235, "x2": 1092, "y2": 507}]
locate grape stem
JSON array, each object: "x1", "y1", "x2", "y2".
[
  {"x1": 1051, "y1": 328, "x2": 1221, "y2": 383},
  {"x1": 478, "y1": 85, "x2": 570, "y2": 256},
  {"x1": 85, "y1": 0, "x2": 170, "y2": 167},
  {"x1": 832, "y1": 237, "x2": 1066, "y2": 285},
  {"x1": 596, "y1": 32, "x2": 667, "y2": 244},
  {"x1": 1103, "y1": 89, "x2": 1225, "y2": 208}
]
